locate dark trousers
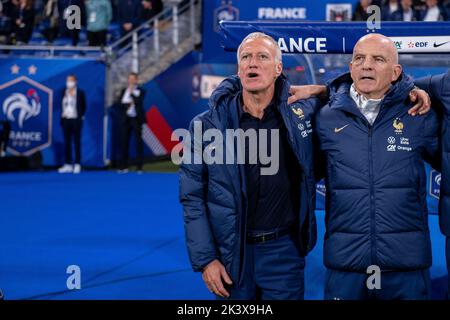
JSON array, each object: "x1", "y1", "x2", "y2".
[
  {"x1": 88, "y1": 30, "x2": 107, "y2": 46},
  {"x1": 120, "y1": 116, "x2": 144, "y2": 170},
  {"x1": 70, "y1": 29, "x2": 80, "y2": 46},
  {"x1": 324, "y1": 268, "x2": 431, "y2": 300},
  {"x1": 223, "y1": 233, "x2": 305, "y2": 300},
  {"x1": 58, "y1": 24, "x2": 79, "y2": 46},
  {"x1": 62, "y1": 118, "x2": 82, "y2": 164}
]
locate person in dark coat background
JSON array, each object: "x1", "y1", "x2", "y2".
[
  {"x1": 12, "y1": 0, "x2": 35, "y2": 44},
  {"x1": 117, "y1": 72, "x2": 146, "y2": 173},
  {"x1": 140, "y1": 0, "x2": 163, "y2": 22},
  {"x1": 57, "y1": 0, "x2": 85, "y2": 46},
  {"x1": 117, "y1": 0, "x2": 141, "y2": 37}
]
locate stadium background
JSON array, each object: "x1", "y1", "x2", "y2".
[{"x1": 0, "y1": 0, "x2": 449, "y2": 299}]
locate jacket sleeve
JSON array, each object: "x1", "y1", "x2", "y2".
[
  {"x1": 422, "y1": 110, "x2": 441, "y2": 172},
  {"x1": 424, "y1": 71, "x2": 450, "y2": 238},
  {"x1": 312, "y1": 109, "x2": 326, "y2": 182},
  {"x1": 440, "y1": 118, "x2": 450, "y2": 237},
  {"x1": 415, "y1": 72, "x2": 450, "y2": 116},
  {"x1": 414, "y1": 76, "x2": 431, "y2": 93},
  {"x1": 132, "y1": 87, "x2": 145, "y2": 108},
  {"x1": 179, "y1": 117, "x2": 218, "y2": 272}
]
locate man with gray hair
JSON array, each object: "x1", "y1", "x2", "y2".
[{"x1": 180, "y1": 32, "x2": 320, "y2": 299}]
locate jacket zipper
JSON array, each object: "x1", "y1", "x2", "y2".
[
  {"x1": 281, "y1": 105, "x2": 312, "y2": 252},
  {"x1": 368, "y1": 124, "x2": 377, "y2": 267}
]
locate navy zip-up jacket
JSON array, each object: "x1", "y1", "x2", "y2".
[
  {"x1": 179, "y1": 75, "x2": 319, "y2": 284},
  {"x1": 315, "y1": 72, "x2": 441, "y2": 272},
  {"x1": 415, "y1": 70, "x2": 450, "y2": 237}
]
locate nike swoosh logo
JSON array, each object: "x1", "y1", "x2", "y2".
[
  {"x1": 433, "y1": 41, "x2": 450, "y2": 48},
  {"x1": 334, "y1": 124, "x2": 349, "y2": 133}
]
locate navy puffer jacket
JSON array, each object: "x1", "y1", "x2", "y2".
[
  {"x1": 416, "y1": 70, "x2": 450, "y2": 237},
  {"x1": 180, "y1": 75, "x2": 319, "y2": 284},
  {"x1": 315, "y1": 72, "x2": 441, "y2": 272}
]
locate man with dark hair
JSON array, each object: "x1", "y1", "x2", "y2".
[{"x1": 118, "y1": 72, "x2": 146, "y2": 173}]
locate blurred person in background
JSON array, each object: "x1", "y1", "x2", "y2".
[
  {"x1": 418, "y1": 0, "x2": 448, "y2": 21},
  {"x1": 117, "y1": 0, "x2": 140, "y2": 38},
  {"x1": 57, "y1": 0, "x2": 85, "y2": 46},
  {"x1": 381, "y1": 0, "x2": 400, "y2": 20},
  {"x1": 352, "y1": 0, "x2": 372, "y2": 21},
  {"x1": 41, "y1": 0, "x2": 59, "y2": 43},
  {"x1": 0, "y1": 117, "x2": 10, "y2": 158},
  {"x1": 12, "y1": 0, "x2": 35, "y2": 44},
  {"x1": 58, "y1": 74, "x2": 86, "y2": 174},
  {"x1": 85, "y1": 0, "x2": 112, "y2": 47},
  {"x1": 117, "y1": 72, "x2": 146, "y2": 173},
  {"x1": 140, "y1": 0, "x2": 163, "y2": 22},
  {"x1": 0, "y1": 0, "x2": 14, "y2": 44},
  {"x1": 446, "y1": 0, "x2": 450, "y2": 19},
  {"x1": 391, "y1": 0, "x2": 420, "y2": 21}
]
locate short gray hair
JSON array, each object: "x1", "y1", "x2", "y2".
[{"x1": 237, "y1": 32, "x2": 282, "y2": 64}]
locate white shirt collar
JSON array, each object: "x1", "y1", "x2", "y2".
[
  {"x1": 350, "y1": 84, "x2": 382, "y2": 106},
  {"x1": 350, "y1": 84, "x2": 383, "y2": 125}
]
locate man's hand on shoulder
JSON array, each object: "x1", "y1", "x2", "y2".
[
  {"x1": 408, "y1": 87, "x2": 431, "y2": 116},
  {"x1": 288, "y1": 85, "x2": 327, "y2": 104}
]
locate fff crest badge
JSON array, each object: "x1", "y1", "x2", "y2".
[
  {"x1": 214, "y1": 0, "x2": 239, "y2": 33},
  {"x1": 0, "y1": 76, "x2": 53, "y2": 156},
  {"x1": 429, "y1": 170, "x2": 441, "y2": 199},
  {"x1": 316, "y1": 179, "x2": 326, "y2": 197}
]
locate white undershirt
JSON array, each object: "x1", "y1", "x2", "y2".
[
  {"x1": 62, "y1": 89, "x2": 78, "y2": 119},
  {"x1": 350, "y1": 84, "x2": 383, "y2": 126}
]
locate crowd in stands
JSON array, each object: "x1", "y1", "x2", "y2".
[
  {"x1": 0, "y1": 0, "x2": 164, "y2": 46},
  {"x1": 0, "y1": 0, "x2": 448, "y2": 47},
  {"x1": 353, "y1": 0, "x2": 450, "y2": 21}
]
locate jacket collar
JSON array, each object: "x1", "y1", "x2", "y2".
[{"x1": 327, "y1": 72, "x2": 414, "y2": 120}]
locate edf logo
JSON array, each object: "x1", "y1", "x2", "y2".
[
  {"x1": 0, "y1": 76, "x2": 53, "y2": 156},
  {"x1": 429, "y1": 170, "x2": 441, "y2": 199},
  {"x1": 407, "y1": 41, "x2": 428, "y2": 48}
]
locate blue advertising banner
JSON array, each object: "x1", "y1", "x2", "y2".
[
  {"x1": 219, "y1": 21, "x2": 450, "y2": 54},
  {"x1": 202, "y1": 0, "x2": 358, "y2": 62},
  {"x1": 0, "y1": 58, "x2": 106, "y2": 167}
]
